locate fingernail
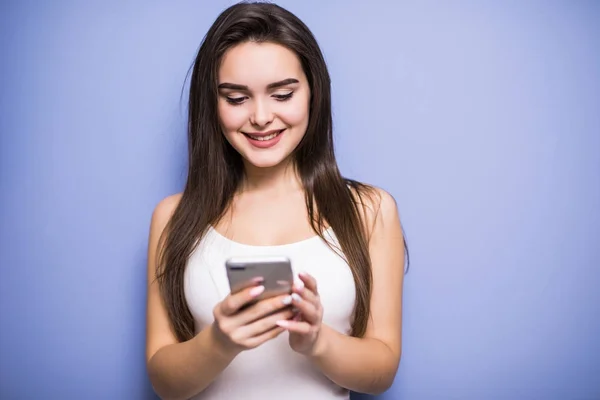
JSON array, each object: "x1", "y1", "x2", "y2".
[
  {"x1": 294, "y1": 278, "x2": 305, "y2": 291},
  {"x1": 276, "y1": 320, "x2": 290, "y2": 328},
  {"x1": 252, "y1": 276, "x2": 264, "y2": 283},
  {"x1": 282, "y1": 295, "x2": 293, "y2": 305},
  {"x1": 249, "y1": 286, "x2": 265, "y2": 297},
  {"x1": 291, "y1": 293, "x2": 302, "y2": 303}
]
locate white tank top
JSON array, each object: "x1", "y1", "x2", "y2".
[{"x1": 184, "y1": 226, "x2": 356, "y2": 400}]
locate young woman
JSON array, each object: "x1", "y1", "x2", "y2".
[{"x1": 145, "y1": 2, "x2": 407, "y2": 399}]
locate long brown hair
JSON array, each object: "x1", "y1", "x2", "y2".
[{"x1": 156, "y1": 2, "x2": 408, "y2": 342}]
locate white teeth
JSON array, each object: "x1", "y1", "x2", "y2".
[{"x1": 248, "y1": 130, "x2": 282, "y2": 141}]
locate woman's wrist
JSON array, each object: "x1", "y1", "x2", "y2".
[
  {"x1": 198, "y1": 323, "x2": 240, "y2": 361},
  {"x1": 308, "y1": 324, "x2": 332, "y2": 359}
]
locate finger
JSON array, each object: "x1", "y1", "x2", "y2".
[
  {"x1": 234, "y1": 293, "x2": 294, "y2": 325},
  {"x1": 299, "y1": 272, "x2": 318, "y2": 293},
  {"x1": 293, "y1": 285, "x2": 318, "y2": 305},
  {"x1": 293, "y1": 277, "x2": 305, "y2": 293},
  {"x1": 245, "y1": 326, "x2": 286, "y2": 349},
  {"x1": 236, "y1": 308, "x2": 295, "y2": 340},
  {"x1": 229, "y1": 276, "x2": 264, "y2": 294},
  {"x1": 220, "y1": 285, "x2": 265, "y2": 316},
  {"x1": 275, "y1": 319, "x2": 312, "y2": 334},
  {"x1": 290, "y1": 293, "x2": 320, "y2": 324}
]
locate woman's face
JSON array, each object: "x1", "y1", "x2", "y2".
[{"x1": 217, "y1": 41, "x2": 311, "y2": 169}]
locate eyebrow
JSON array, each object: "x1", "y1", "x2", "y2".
[{"x1": 217, "y1": 78, "x2": 299, "y2": 91}]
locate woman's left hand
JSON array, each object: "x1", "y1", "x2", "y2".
[{"x1": 276, "y1": 272, "x2": 325, "y2": 356}]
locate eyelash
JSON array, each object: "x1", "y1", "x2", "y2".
[{"x1": 225, "y1": 92, "x2": 294, "y2": 106}]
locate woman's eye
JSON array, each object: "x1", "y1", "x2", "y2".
[
  {"x1": 273, "y1": 92, "x2": 294, "y2": 101},
  {"x1": 225, "y1": 92, "x2": 293, "y2": 105},
  {"x1": 226, "y1": 96, "x2": 246, "y2": 105}
]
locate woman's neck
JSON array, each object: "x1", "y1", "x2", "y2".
[{"x1": 240, "y1": 158, "x2": 303, "y2": 194}]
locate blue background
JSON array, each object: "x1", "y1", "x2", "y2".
[{"x1": 1, "y1": 1, "x2": 599, "y2": 399}]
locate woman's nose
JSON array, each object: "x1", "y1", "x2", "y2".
[{"x1": 250, "y1": 98, "x2": 274, "y2": 127}]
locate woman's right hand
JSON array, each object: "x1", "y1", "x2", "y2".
[{"x1": 211, "y1": 283, "x2": 294, "y2": 355}]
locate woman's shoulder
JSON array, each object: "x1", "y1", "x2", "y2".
[
  {"x1": 344, "y1": 179, "x2": 399, "y2": 236},
  {"x1": 150, "y1": 192, "x2": 183, "y2": 231}
]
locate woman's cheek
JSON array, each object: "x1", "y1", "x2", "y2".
[
  {"x1": 280, "y1": 101, "x2": 309, "y2": 125},
  {"x1": 219, "y1": 104, "x2": 249, "y2": 132}
]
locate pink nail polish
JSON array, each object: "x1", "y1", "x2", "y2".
[
  {"x1": 299, "y1": 271, "x2": 311, "y2": 279},
  {"x1": 276, "y1": 320, "x2": 290, "y2": 328},
  {"x1": 249, "y1": 286, "x2": 265, "y2": 297}
]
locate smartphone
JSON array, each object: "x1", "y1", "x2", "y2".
[{"x1": 225, "y1": 256, "x2": 294, "y2": 303}]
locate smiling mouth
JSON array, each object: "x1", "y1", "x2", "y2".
[{"x1": 242, "y1": 129, "x2": 285, "y2": 141}]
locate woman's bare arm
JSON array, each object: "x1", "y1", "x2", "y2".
[
  {"x1": 145, "y1": 195, "x2": 236, "y2": 400},
  {"x1": 308, "y1": 188, "x2": 405, "y2": 394}
]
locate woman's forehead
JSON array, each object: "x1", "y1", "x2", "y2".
[{"x1": 218, "y1": 42, "x2": 305, "y2": 89}]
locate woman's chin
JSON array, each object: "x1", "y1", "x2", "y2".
[
  {"x1": 245, "y1": 158, "x2": 286, "y2": 170},
  {"x1": 241, "y1": 152, "x2": 292, "y2": 170}
]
